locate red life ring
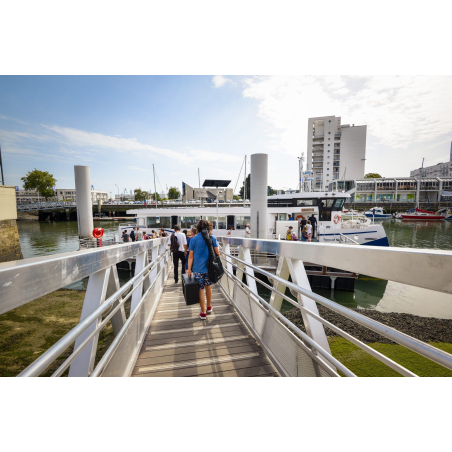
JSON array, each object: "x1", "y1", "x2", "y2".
[
  {"x1": 333, "y1": 214, "x2": 341, "y2": 224},
  {"x1": 93, "y1": 227, "x2": 104, "y2": 238},
  {"x1": 296, "y1": 215, "x2": 305, "y2": 221}
]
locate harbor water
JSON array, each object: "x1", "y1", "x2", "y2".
[{"x1": 17, "y1": 219, "x2": 452, "y2": 319}]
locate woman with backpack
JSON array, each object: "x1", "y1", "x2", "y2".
[{"x1": 187, "y1": 219, "x2": 220, "y2": 320}]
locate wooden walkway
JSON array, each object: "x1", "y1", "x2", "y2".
[{"x1": 132, "y1": 270, "x2": 279, "y2": 377}]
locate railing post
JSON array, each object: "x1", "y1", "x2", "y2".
[
  {"x1": 223, "y1": 243, "x2": 234, "y2": 294},
  {"x1": 106, "y1": 265, "x2": 126, "y2": 336},
  {"x1": 238, "y1": 246, "x2": 258, "y2": 297},
  {"x1": 270, "y1": 256, "x2": 332, "y2": 356},
  {"x1": 69, "y1": 267, "x2": 111, "y2": 377},
  {"x1": 131, "y1": 250, "x2": 148, "y2": 313}
]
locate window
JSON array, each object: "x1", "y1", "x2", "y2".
[
  {"x1": 329, "y1": 120, "x2": 331, "y2": 123},
  {"x1": 328, "y1": 144, "x2": 330, "y2": 146},
  {"x1": 204, "y1": 216, "x2": 226, "y2": 229},
  {"x1": 332, "y1": 198, "x2": 345, "y2": 210},
  {"x1": 328, "y1": 132, "x2": 331, "y2": 134},
  {"x1": 235, "y1": 216, "x2": 250, "y2": 229},
  {"x1": 146, "y1": 216, "x2": 171, "y2": 228},
  {"x1": 278, "y1": 213, "x2": 287, "y2": 221},
  {"x1": 180, "y1": 216, "x2": 200, "y2": 229},
  {"x1": 296, "y1": 199, "x2": 317, "y2": 206}
]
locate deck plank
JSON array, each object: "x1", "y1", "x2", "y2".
[{"x1": 131, "y1": 269, "x2": 279, "y2": 377}]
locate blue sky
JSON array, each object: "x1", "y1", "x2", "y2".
[{"x1": 1, "y1": 75, "x2": 451, "y2": 197}]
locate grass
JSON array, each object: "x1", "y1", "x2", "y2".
[
  {"x1": 329, "y1": 337, "x2": 452, "y2": 377},
  {"x1": 0, "y1": 289, "x2": 116, "y2": 377}
]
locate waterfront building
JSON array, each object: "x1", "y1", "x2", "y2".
[
  {"x1": 307, "y1": 116, "x2": 366, "y2": 191},
  {"x1": 182, "y1": 181, "x2": 233, "y2": 202},
  {"x1": 16, "y1": 188, "x2": 108, "y2": 204},
  {"x1": 329, "y1": 176, "x2": 452, "y2": 203},
  {"x1": 115, "y1": 193, "x2": 135, "y2": 201},
  {"x1": 410, "y1": 143, "x2": 452, "y2": 178}
]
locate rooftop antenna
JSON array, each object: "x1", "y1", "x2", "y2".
[{"x1": 298, "y1": 152, "x2": 304, "y2": 193}]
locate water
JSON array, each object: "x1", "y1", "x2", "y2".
[{"x1": 17, "y1": 219, "x2": 452, "y2": 318}]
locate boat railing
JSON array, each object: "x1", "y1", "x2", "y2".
[
  {"x1": 217, "y1": 236, "x2": 452, "y2": 377},
  {"x1": 339, "y1": 233, "x2": 359, "y2": 245},
  {"x1": 79, "y1": 236, "x2": 122, "y2": 249}
]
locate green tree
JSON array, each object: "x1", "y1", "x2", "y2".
[
  {"x1": 239, "y1": 174, "x2": 251, "y2": 199},
  {"x1": 134, "y1": 188, "x2": 151, "y2": 201},
  {"x1": 150, "y1": 192, "x2": 162, "y2": 201},
  {"x1": 21, "y1": 169, "x2": 57, "y2": 200},
  {"x1": 365, "y1": 173, "x2": 382, "y2": 179},
  {"x1": 168, "y1": 186, "x2": 181, "y2": 200}
]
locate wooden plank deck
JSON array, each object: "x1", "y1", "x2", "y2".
[{"x1": 131, "y1": 270, "x2": 279, "y2": 377}]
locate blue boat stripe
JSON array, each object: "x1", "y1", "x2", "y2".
[{"x1": 320, "y1": 230, "x2": 378, "y2": 236}]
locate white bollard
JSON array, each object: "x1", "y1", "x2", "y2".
[
  {"x1": 74, "y1": 166, "x2": 94, "y2": 239},
  {"x1": 250, "y1": 153, "x2": 268, "y2": 239}
]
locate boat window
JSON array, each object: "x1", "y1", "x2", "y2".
[
  {"x1": 320, "y1": 199, "x2": 335, "y2": 208},
  {"x1": 235, "y1": 215, "x2": 250, "y2": 229},
  {"x1": 146, "y1": 216, "x2": 171, "y2": 228},
  {"x1": 279, "y1": 213, "x2": 287, "y2": 221},
  {"x1": 332, "y1": 198, "x2": 345, "y2": 210},
  {"x1": 204, "y1": 216, "x2": 226, "y2": 229},
  {"x1": 180, "y1": 216, "x2": 200, "y2": 229},
  {"x1": 319, "y1": 210, "x2": 332, "y2": 221},
  {"x1": 296, "y1": 199, "x2": 317, "y2": 206}
]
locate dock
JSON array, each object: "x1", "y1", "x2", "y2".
[{"x1": 132, "y1": 270, "x2": 279, "y2": 377}]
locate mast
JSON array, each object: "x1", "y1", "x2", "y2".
[
  {"x1": 153, "y1": 164, "x2": 157, "y2": 208},
  {"x1": 244, "y1": 155, "x2": 247, "y2": 201},
  {"x1": 0, "y1": 143, "x2": 4, "y2": 185}
]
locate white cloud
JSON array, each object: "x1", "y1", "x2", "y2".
[
  {"x1": 212, "y1": 75, "x2": 233, "y2": 88},
  {"x1": 188, "y1": 149, "x2": 242, "y2": 163},
  {"x1": 125, "y1": 166, "x2": 151, "y2": 172},
  {"x1": 241, "y1": 75, "x2": 452, "y2": 156}
]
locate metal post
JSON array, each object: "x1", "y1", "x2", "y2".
[
  {"x1": 74, "y1": 166, "x2": 94, "y2": 239},
  {"x1": 244, "y1": 155, "x2": 247, "y2": 202},
  {"x1": 0, "y1": 143, "x2": 5, "y2": 185},
  {"x1": 250, "y1": 153, "x2": 268, "y2": 239}
]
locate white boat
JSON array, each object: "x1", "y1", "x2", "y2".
[
  {"x1": 364, "y1": 207, "x2": 392, "y2": 218},
  {"x1": 121, "y1": 191, "x2": 389, "y2": 247}
]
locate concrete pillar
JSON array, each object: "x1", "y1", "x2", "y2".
[
  {"x1": 74, "y1": 166, "x2": 94, "y2": 239},
  {"x1": 250, "y1": 153, "x2": 268, "y2": 239}
]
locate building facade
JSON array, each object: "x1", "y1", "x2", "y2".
[
  {"x1": 307, "y1": 116, "x2": 366, "y2": 191},
  {"x1": 16, "y1": 188, "x2": 107, "y2": 204},
  {"x1": 182, "y1": 182, "x2": 233, "y2": 202},
  {"x1": 330, "y1": 177, "x2": 452, "y2": 203},
  {"x1": 410, "y1": 144, "x2": 452, "y2": 178}
]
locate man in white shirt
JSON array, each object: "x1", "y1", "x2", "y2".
[
  {"x1": 245, "y1": 224, "x2": 251, "y2": 238},
  {"x1": 168, "y1": 225, "x2": 188, "y2": 284}
]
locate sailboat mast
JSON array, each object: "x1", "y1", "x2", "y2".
[{"x1": 153, "y1": 164, "x2": 157, "y2": 208}]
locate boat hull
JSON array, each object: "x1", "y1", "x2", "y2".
[
  {"x1": 364, "y1": 213, "x2": 392, "y2": 218},
  {"x1": 400, "y1": 215, "x2": 445, "y2": 220},
  {"x1": 319, "y1": 224, "x2": 389, "y2": 247}
]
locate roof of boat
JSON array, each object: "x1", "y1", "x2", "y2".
[{"x1": 268, "y1": 191, "x2": 350, "y2": 199}]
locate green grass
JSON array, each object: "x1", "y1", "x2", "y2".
[
  {"x1": 0, "y1": 289, "x2": 116, "y2": 377},
  {"x1": 329, "y1": 337, "x2": 452, "y2": 377}
]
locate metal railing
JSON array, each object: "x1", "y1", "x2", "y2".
[
  {"x1": 0, "y1": 237, "x2": 170, "y2": 377},
  {"x1": 17, "y1": 201, "x2": 77, "y2": 212},
  {"x1": 339, "y1": 233, "x2": 359, "y2": 245},
  {"x1": 217, "y1": 237, "x2": 452, "y2": 377},
  {"x1": 79, "y1": 237, "x2": 122, "y2": 249}
]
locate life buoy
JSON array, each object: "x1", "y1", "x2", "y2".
[
  {"x1": 296, "y1": 215, "x2": 305, "y2": 222},
  {"x1": 93, "y1": 227, "x2": 104, "y2": 238},
  {"x1": 333, "y1": 214, "x2": 341, "y2": 224}
]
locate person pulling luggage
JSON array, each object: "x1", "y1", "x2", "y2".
[
  {"x1": 167, "y1": 225, "x2": 188, "y2": 284},
  {"x1": 187, "y1": 220, "x2": 220, "y2": 320}
]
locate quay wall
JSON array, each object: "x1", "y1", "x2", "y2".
[{"x1": 0, "y1": 186, "x2": 23, "y2": 263}]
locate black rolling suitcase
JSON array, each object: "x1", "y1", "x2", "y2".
[{"x1": 182, "y1": 274, "x2": 199, "y2": 306}]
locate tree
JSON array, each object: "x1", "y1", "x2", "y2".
[
  {"x1": 239, "y1": 174, "x2": 250, "y2": 199},
  {"x1": 168, "y1": 186, "x2": 181, "y2": 200},
  {"x1": 365, "y1": 173, "x2": 382, "y2": 179},
  {"x1": 21, "y1": 169, "x2": 57, "y2": 200},
  {"x1": 267, "y1": 186, "x2": 279, "y2": 196},
  {"x1": 134, "y1": 188, "x2": 151, "y2": 201}
]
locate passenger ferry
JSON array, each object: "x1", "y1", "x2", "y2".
[{"x1": 122, "y1": 192, "x2": 389, "y2": 246}]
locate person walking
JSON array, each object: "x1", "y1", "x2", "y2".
[
  {"x1": 245, "y1": 224, "x2": 251, "y2": 238},
  {"x1": 167, "y1": 225, "x2": 187, "y2": 284},
  {"x1": 306, "y1": 220, "x2": 312, "y2": 242},
  {"x1": 301, "y1": 225, "x2": 309, "y2": 242},
  {"x1": 308, "y1": 214, "x2": 317, "y2": 239},
  {"x1": 298, "y1": 216, "x2": 307, "y2": 241},
  {"x1": 227, "y1": 226, "x2": 233, "y2": 236},
  {"x1": 136, "y1": 227, "x2": 143, "y2": 241},
  {"x1": 130, "y1": 227, "x2": 136, "y2": 242},
  {"x1": 122, "y1": 230, "x2": 130, "y2": 242},
  {"x1": 288, "y1": 214, "x2": 295, "y2": 221},
  {"x1": 187, "y1": 219, "x2": 220, "y2": 320}
]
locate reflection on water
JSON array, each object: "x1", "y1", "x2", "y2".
[{"x1": 17, "y1": 219, "x2": 452, "y2": 319}]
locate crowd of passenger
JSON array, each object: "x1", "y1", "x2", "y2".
[{"x1": 121, "y1": 226, "x2": 171, "y2": 242}]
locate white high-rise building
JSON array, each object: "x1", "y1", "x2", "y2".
[{"x1": 307, "y1": 116, "x2": 367, "y2": 190}]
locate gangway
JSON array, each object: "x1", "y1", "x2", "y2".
[{"x1": 1, "y1": 237, "x2": 452, "y2": 377}]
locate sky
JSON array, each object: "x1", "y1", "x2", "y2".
[{"x1": 1, "y1": 75, "x2": 452, "y2": 197}]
